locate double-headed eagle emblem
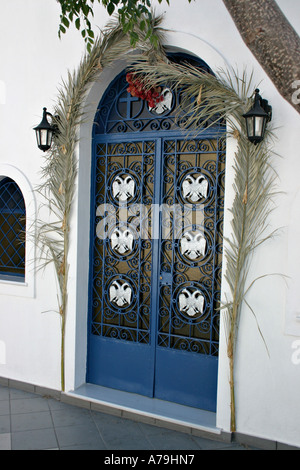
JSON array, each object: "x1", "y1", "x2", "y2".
[
  {"x1": 179, "y1": 288, "x2": 205, "y2": 317},
  {"x1": 111, "y1": 228, "x2": 134, "y2": 255},
  {"x1": 109, "y1": 280, "x2": 132, "y2": 307},
  {"x1": 112, "y1": 174, "x2": 135, "y2": 202},
  {"x1": 182, "y1": 174, "x2": 208, "y2": 202},
  {"x1": 149, "y1": 88, "x2": 173, "y2": 115},
  {"x1": 180, "y1": 231, "x2": 206, "y2": 260}
]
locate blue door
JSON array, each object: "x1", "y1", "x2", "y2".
[{"x1": 87, "y1": 59, "x2": 225, "y2": 412}]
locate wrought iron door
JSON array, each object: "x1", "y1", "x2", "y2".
[
  {"x1": 88, "y1": 62, "x2": 225, "y2": 412},
  {"x1": 88, "y1": 139, "x2": 157, "y2": 396},
  {"x1": 154, "y1": 137, "x2": 225, "y2": 410}
]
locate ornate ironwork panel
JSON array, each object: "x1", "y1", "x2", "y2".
[
  {"x1": 90, "y1": 140, "x2": 155, "y2": 344},
  {"x1": 0, "y1": 177, "x2": 26, "y2": 277},
  {"x1": 93, "y1": 55, "x2": 215, "y2": 137},
  {"x1": 157, "y1": 137, "x2": 226, "y2": 356}
]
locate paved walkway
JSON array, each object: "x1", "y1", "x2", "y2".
[{"x1": 0, "y1": 384, "x2": 252, "y2": 450}]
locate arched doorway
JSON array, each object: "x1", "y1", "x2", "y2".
[{"x1": 87, "y1": 54, "x2": 226, "y2": 412}]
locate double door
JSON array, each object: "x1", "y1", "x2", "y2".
[{"x1": 87, "y1": 134, "x2": 225, "y2": 412}]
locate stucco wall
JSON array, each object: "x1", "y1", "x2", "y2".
[{"x1": 0, "y1": 0, "x2": 300, "y2": 447}]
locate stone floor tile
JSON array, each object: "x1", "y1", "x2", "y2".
[
  {"x1": 9, "y1": 388, "x2": 38, "y2": 400},
  {"x1": 10, "y1": 397, "x2": 50, "y2": 415},
  {"x1": 11, "y1": 411, "x2": 53, "y2": 432},
  {"x1": 0, "y1": 433, "x2": 11, "y2": 450},
  {"x1": 105, "y1": 436, "x2": 154, "y2": 450},
  {"x1": 146, "y1": 430, "x2": 202, "y2": 450},
  {"x1": 0, "y1": 400, "x2": 9, "y2": 416},
  {"x1": 60, "y1": 442, "x2": 106, "y2": 450},
  {"x1": 55, "y1": 422, "x2": 103, "y2": 448},
  {"x1": 0, "y1": 414, "x2": 10, "y2": 433},
  {"x1": 0, "y1": 387, "x2": 9, "y2": 401},
  {"x1": 51, "y1": 407, "x2": 94, "y2": 428},
  {"x1": 11, "y1": 428, "x2": 58, "y2": 450},
  {"x1": 96, "y1": 417, "x2": 143, "y2": 446},
  {"x1": 192, "y1": 435, "x2": 240, "y2": 450}
]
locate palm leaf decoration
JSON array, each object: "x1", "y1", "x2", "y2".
[
  {"x1": 35, "y1": 14, "x2": 166, "y2": 392},
  {"x1": 36, "y1": 14, "x2": 277, "y2": 433},
  {"x1": 131, "y1": 59, "x2": 277, "y2": 431}
]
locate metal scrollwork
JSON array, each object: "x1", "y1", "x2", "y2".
[
  {"x1": 93, "y1": 64, "x2": 220, "y2": 136},
  {"x1": 157, "y1": 136, "x2": 225, "y2": 356}
]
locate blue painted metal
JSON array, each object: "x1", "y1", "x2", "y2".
[
  {"x1": 87, "y1": 54, "x2": 226, "y2": 412},
  {"x1": 93, "y1": 53, "x2": 213, "y2": 138},
  {"x1": 155, "y1": 349, "x2": 218, "y2": 411},
  {"x1": 0, "y1": 177, "x2": 26, "y2": 278}
]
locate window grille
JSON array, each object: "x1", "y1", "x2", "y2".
[{"x1": 0, "y1": 177, "x2": 26, "y2": 278}]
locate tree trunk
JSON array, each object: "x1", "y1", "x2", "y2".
[{"x1": 222, "y1": 0, "x2": 300, "y2": 114}]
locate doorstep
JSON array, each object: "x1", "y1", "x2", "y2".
[{"x1": 63, "y1": 383, "x2": 227, "y2": 441}]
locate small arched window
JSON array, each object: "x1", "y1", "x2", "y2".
[{"x1": 0, "y1": 177, "x2": 26, "y2": 279}]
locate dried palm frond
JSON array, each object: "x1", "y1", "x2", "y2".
[
  {"x1": 36, "y1": 14, "x2": 166, "y2": 391},
  {"x1": 131, "y1": 58, "x2": 278, "y2": 431}
]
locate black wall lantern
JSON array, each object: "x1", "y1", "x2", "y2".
[
  {"x1": 243, "y1": 89, "x2": 272, "y2": 144},
  {"x1": 34, "y1": 107, "x2": 58, "y2": 152}
]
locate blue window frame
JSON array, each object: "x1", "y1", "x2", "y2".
[{"x1": 0, "y1": 177, "x2": 26, "y2": 279}]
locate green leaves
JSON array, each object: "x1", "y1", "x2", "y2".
[
  {"x1": 107, "y1": 2, "x2": 115, "y2": 15},
  {"x1": 57, "y1": 0, "x2": 174, "y2": 51},
  {"x1": 57, "y1": 0, "x2": 96, "y2": 52}
]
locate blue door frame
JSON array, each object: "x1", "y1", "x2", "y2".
[{"x1": 87, "y1": 61, "x2": 225, "y2": 412}]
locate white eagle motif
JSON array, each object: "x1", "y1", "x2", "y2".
[
  {"x1": 180, "y1": 231, "x2": 206, "y2": 260},
  {"x1": 182, "y1": 174, "x2": 208, "y2": 202},
  {"x1": 112, "y1": 175, "x2": 135, "y2": 202},
  {"x1": 179, "y1": 288, "x2": 205, "y2": 317},
  {"x1": 149, "y1": 88, "x2": 173, "y2": 114},
  {"x1": 111, "y1": 228, "x2": 134, "y2": 255},
  {"x1": 109, "y1": 280, "x2": 132, "y2": 307}
]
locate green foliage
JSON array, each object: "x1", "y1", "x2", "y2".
[{"x1": 57, "y1": 0, "x2": 192, "y2": 50}]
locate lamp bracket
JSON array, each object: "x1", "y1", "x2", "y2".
[{"x1": 255, "y1": 89, "x2": 272, "y2": 122}]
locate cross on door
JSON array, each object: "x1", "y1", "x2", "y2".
[{"x1": 120, "y1": 92, "x2": 140, "y2": 119}]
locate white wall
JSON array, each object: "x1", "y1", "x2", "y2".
[
  {"x1": 0, "y1": 0, "x2": 300, "y2": 447},
  {"x1": 0, "y1": 0, "x2": 93, "y2": 390}
]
